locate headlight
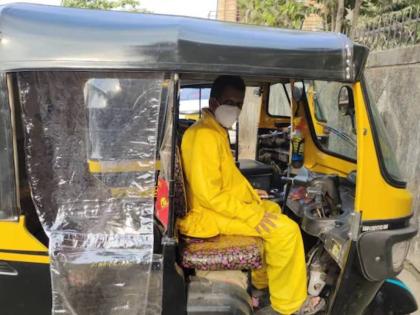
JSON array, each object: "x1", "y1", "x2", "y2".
[
  {"x1": 392, "y1": 240, "x2": 410, "y2": 271},
  {"x1": 358, "y1": 224, "x2": 417, "y2": 281}
]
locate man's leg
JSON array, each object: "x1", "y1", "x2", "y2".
[
  {"x1": 216, "y1": 202, "x2": 307, "y2": 314},
  {"x1": 259, "y1": 214, "x2": 307, "y2": 314},
  {"x1": 252, "y1": 200, "x2": 279, "y2": 290}
]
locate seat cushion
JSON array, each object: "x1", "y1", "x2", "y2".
[{"x1": 181, "y1": 235, "x2": 263, "y2": 271}]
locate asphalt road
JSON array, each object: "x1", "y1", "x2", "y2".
[{"x1": 399, "y1": 266, "x2": 420, "y2": 315}]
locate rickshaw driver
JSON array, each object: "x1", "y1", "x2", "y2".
[{"x1": 178, "y1": 76, "x2": 325, "y2": 315}]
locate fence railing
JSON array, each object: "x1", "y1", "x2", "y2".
[
  {"x1": 208, "y1": 6, "x2": 420, "y2": 51},
  {"x1": 351, "y1": 6, "x2": 420, "y2": 50}
]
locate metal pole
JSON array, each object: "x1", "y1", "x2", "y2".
[{"x1": 167, "y1": 73, "x2": 179, "y2": 238}]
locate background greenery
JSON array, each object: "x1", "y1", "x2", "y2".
[
  {"x1": 237, "y1": 0, "x2": 420, "y2": 35},
  {"x1": 62, "y1": 0, "x2": 143, "y2": 11}
]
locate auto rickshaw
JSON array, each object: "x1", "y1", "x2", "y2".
[{"x1": 0, "y1": 3, "x2": 417, "y2": 315}]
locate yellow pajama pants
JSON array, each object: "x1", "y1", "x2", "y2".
[{"x1": 214, "y1": 200, "x2": 307, "y2": 314}]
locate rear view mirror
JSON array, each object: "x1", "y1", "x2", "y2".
[
  {"x1": 292, "y1": 81, "x2": 304, "y2": 102},
  {"x1": 338, "y1": 86, "x2": 356, "y2": 134},
  {"x1": 338, "y1": 86, "x2": 354, "y2": 116}
]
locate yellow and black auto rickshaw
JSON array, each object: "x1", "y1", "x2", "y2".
[{"x1": 0, "y1": 3, "x2": 417, "y2": 315}]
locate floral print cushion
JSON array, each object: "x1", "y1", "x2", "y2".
[{"x1": 181, "y1": 235, "x2": 263, "y2": 271}]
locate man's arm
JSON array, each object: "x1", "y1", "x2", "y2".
[{"x1": 183, "y1": 129, "x2": 264, "y2": 227}]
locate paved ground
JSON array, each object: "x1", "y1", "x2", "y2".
[{"x1": 399, "y1": 264, "x2": 420, "y2": 314}]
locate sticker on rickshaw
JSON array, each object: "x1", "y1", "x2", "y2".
[{"x1": 156, "y1": 178, "x2": 169, "y2": 228}]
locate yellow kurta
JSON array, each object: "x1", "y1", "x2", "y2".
[{"x1": 178, "y1": 109, "x2": 307, "y2": 314}]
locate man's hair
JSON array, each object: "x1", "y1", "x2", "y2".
[{"x1": 210, "y1": 75, "x2": 246, "y2": 99}]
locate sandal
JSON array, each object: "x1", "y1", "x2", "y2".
[
  {"x1": 294, "y1": 296, "x2": 326, "y2": 315},
  {"x1": 255, "y1": 306, "x2": 280, "y2": 315},
  {"x1": 252, "y1": 287, "x2": 270, "y2": 310}
]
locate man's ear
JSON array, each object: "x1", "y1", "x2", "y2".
[{"x1": 209, "y1": 97, "x2": 219, "y2": 112}]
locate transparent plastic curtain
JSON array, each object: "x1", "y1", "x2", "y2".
[
  {"x1": 0, "y1": 74, "x2": 18, "y2": 221},
  {"x1": 18, "y1": 71, "x2": 167, "y2": 315}
]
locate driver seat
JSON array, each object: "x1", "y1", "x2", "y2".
[{"x1": 174, "y1": 145, "x2": 263, "y2": 271}]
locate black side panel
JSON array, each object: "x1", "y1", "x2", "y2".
[
  {"x1": 162, "y1": 242, "x2": 187, "y2": 315},
  {"x1": 329, "y1": 243, "x2": 382, "y2": 315},
  {"x1": 0, "y1": 261, "x2": 51, "y2": 315}
]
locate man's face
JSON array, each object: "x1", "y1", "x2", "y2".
[{"x1": 210, "y1": 86, "x2": 245, "y2": 112}]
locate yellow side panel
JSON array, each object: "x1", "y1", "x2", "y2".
[
  {"x1": 88, "y1": 159, "x2": 160, "y2": 173},
  {"x1": 259, "y1": 113, "x2": 290, "y2": 130},
  {"x1": 258, "y1": 86, "x2": 290, "y2": 129},
  {"x1": 0, "y1": 216, "x2": 49, "y2": 264},
  {"x1": 354, "y1": 83, "x2": 412, "y2": 221},
  {"x1": 0, "y1": 252, "x2": 49, "y2": 264}
]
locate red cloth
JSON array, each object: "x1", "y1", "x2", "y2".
[{"x1": 155, "y1": 178, "x2": 169, "y2": 228}]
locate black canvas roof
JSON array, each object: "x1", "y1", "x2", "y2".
[{"x1": 0, "y1": 3, "x2": 369, "y2": 82}]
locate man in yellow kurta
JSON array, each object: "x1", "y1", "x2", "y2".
[{"x1": 178, "y1": 76, "x2": 310, "y2": 314}]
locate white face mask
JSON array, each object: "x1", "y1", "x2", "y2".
[{"x1": 214, "y1": 105, "x2": 241, "y2": 129}]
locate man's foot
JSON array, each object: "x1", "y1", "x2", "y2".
[
  {"x1": 251, "y1": 287, "x2": 270, "y2": 310},
  {"x1": 254, "y1": 305, "x2": 280, "y2": 315},
  {"x1": 294, "y1": 296, "x2": 326, "y2": 315}
]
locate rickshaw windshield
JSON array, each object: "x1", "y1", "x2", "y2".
[
  {"x1": 305, "y1": 80, "x2": 357, "y2": 161},
  {"x1": 364, "y1": 82, "x2": 405, "y2": 184}
]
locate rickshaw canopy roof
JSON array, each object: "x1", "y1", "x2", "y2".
[{"x1": 0, "y1": 3, "x2": 368, "y2": 82}]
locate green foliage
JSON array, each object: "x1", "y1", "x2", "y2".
[
  {"x1": 62, "y1": 0, "x2": 141, "y2": 11},
  {"x1": 238, "y1": 0, "x2": 307, "y2": 28},
  {"x1": 237, "y1": 0, "x2": 419, "y2": 32},
  {"x1": 360, "y1": 0, "x2": 420, "y2": 17}
]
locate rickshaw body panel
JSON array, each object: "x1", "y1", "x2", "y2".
[
  {"x1": 296, "y1": 81, "x2": 413, "y2": 221},
  {"x1": 0, "y1": 258, "x2": 51, "y2": 315},
  {"x1": 258, "y1": 110, "x2": 290, "y2": 130},
  {"x1": 0, "y1": 216, "x2": 48, "y2": 263},
  {"x1": 0, "y1": 216, "x2": 51, "y2": 314},
  {"x1": 258, "y1": 86, "x2": 290, "y2": 129},
  {"x1": 353, "y1": 83, "x2": 413, "y2": 221}
]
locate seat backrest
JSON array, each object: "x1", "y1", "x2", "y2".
[{"x1": 173, "y1": 145, "x2": 189, "y2": 218}]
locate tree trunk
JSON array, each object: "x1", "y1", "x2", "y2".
[
  {"x1": 335, "y1": 0, "x2": 345, "y2": 33},
  {"x1": 350, "y1": 0, "x2": 363, "y2": 39}
]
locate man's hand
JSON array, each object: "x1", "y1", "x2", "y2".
[
  {"x1": 255, "y1": 212, "x2": 279, "y2": 234},
  {"x1": 255, "y1": 189, "x2": 269, "y2": 199}
]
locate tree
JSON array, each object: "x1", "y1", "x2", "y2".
[
  {"x1": 236, "y1": 0, "x2": 419, "y2": 36},
  {"x1": 335, "y1": 0, "x2": 345, "y2": 32},
  {"x1": 238, "y1": 0, "x2": 307, "y2": 29},
  {"x1": 351, "y1": 0, "x2": 363, "y2": 38},
  {"x1": 62, "y1": 0, "x2": 141, "y2": 11}
]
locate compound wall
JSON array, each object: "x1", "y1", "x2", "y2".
[{"x1": 365, "y1": 45, "x2": 420, "y2": 271}]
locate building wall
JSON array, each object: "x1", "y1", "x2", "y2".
[
  {"x1": 365, "y1": 45, "x2": 420, "y2": 272},
  {"x1": 217, "y1": 0, "x2": 237, "y2": 22}
]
